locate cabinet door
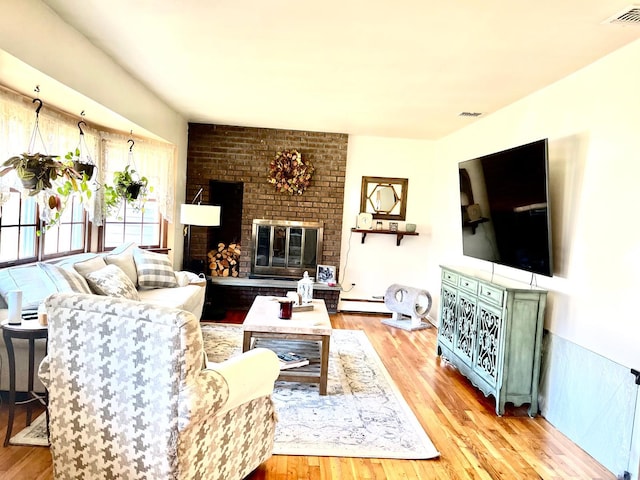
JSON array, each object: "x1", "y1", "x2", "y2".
[
  {"x1": 473, "y1": 301, "x2": 504, "y2": 387},
  {"x1": 438, "y1": 284, "x2": 457, "y2": 351},
  {"x1": 453, "y1": 292, "x2": 477, "y2": 367}
]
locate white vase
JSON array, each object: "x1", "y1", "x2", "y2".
[{"x1": 7, "y1": 290, "x2": 22, "y2": 325}]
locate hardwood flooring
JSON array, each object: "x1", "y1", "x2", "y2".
[{"x1": 0, "y1": 311, "x2": 614, "y2": 479}]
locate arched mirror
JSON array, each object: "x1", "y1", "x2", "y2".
[{"x1": 360, "y1": 176, "x2": 408, "y2": 220}]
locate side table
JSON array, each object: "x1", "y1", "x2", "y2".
[{"x1": 1, "y1": 320, "x2": 48, "y2": 447}]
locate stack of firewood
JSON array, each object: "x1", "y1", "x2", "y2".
[{"x1": 208, "y1": 242, "x2": 241, "y2": 277}]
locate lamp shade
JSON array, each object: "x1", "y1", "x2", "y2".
[{"x1": 180, "y1": 204, "x2": 221, "y2": 226}]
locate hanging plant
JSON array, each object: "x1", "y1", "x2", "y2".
[
  {"x1": 267, "y1": 149, "x2": 315, "y2": 195},
  {"x1": 103, "y1": 165, "x2": 152, "y2": 217},
  {"x1": 0, "y1": 98, "x2": 93, "y2": 233},
  {"x1": 0, "y1": 152, "x2": 80, "y2": 194},
  {"x1": 0, "y1": 152, "x2": 93, "y2": 235},
  {"x1": 66, "y1": 121, "x2": 96, "y2": 178},
  {"x1": 64, "y1": 147, "x2": 95, "y2": 188}
]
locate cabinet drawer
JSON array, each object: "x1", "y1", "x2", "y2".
[
  {"x1": 458, "y1": 275, "x2": 478, "y2": 294},
  {"x1": 478, "y1": 284, "x2": 504, "y2": 305},
  {"x1": 441, "y1": 269, "x2": 458, "y2": 285}
]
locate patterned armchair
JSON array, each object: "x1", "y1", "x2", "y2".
[{"x1": 39, "y1": 292, "x2": 280, "y2": 480}]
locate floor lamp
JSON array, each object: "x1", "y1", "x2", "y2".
[{"x1": 180, "y1": 189, "x2": 221, "y2": 272}]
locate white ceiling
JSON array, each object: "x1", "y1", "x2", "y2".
[{"x1": 26, "y1": 1, "x2": 640, "y2": 139}]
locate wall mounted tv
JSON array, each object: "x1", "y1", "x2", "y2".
[{"x1": 458, "y1": 138, "x2": 553, "y2": 277}]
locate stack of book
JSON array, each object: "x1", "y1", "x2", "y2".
[{"x1": 277, "y1": 352, "x2": 309, "y2": 370}]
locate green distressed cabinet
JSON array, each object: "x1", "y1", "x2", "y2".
[{"x1": 437, "y1": 266, "x2": 547, "y2": 416}]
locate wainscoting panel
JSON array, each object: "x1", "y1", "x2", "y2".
[{"x1": 539, "y1": 332, "x2": 638, "y2": 477}]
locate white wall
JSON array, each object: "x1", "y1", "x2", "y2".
[
  {"x1": 338, "y1": 39, "x2": 640, "y2": 475},
  {"x1": 425, "y1": 38, "x2": 640, "y2": 476},
  {"x1": 434, "y1": 38, "x2": 640, "y2": 370},
  {"x1": 0, "y1": 0, "x2": 189, "y2": 267},
  {"x1": 339, "y1": 136, "x2": 437, "y2": 313}
]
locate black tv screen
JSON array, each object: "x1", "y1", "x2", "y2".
[{"x1": 458, "y1": 139, "x2": 553, "y2": 277}]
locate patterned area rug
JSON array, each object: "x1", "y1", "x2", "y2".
[
  {"x1": 9, "y1": 412, "x2": 49, "y2": 446},
  {"x1": 12, "y1": 325, "x2": 439, "y2": 459},
  {"x1": 202, "y1": 324, "x2": 440, "y2": 459}
]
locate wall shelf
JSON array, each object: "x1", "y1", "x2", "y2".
[
  {"x1": 351, "y1": 228, "x2": 419, "y2": 246},
  {"x1": 463, "y1": 217, "x2": 489, "y2": 235}
]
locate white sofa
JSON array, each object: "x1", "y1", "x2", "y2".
[{"x1": 0, "y1": 243, "x2": 206, "y2": 392}]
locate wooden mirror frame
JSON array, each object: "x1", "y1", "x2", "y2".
[{"x1": 360, "y1": 176, "x2": 409, "y2": 221}]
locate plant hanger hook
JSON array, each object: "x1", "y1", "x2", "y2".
[
  {"x1": 128, "y1": 139, "x2": 135, "y2": 152},
  {"x1": 32, "y1": 98, "x2": 43, "y2": 117},
  {"x1": 78, "y1": 120, "x2": 86, "y2": 136}
]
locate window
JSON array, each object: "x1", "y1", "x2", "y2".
[
  {"x1": 0, "y1": 189, "x2": 89, "y2": 266},
  {"x1": 99, "y1": 136, "x2": 175, "y2": 250},
  {"x1": 0, "y1": 190, "x2": 38, "y2": 264},
  {"x1": 42, "y1": 196, "x2": 87, "y2": 258},
  {"x1": 0, "y1": 86, "x2": 176, "y2": 263},
  {"x1": 103, "y1": 200, "x2": 161, "y2": 249}
]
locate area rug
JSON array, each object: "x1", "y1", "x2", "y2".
[
  {"x1": 11, "y1": 325, "x2": 439, "y2": 459},
  {"x1": 9, "y1": 412, "x2": 49, "y2": 447},
  {"x1": 202, "y1": 324, "x2": 440, "y2": 459}
]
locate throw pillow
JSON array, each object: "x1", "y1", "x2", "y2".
[
  {"x1": 104, "y1": 242, "x2": 138, "y2": 286},
  {"x1": 0, "y1": 265, "x2": 57, "y2": 310},
  {"x1": 85, "y1": 264, "x2": 140, "y2": 301},
  {"x1": 38, "y1": 263, "x2": 92, "y2": 294},
  {"x1": 74, "y1": 255, "x2": 107, "y2": 278},
  {"x1": 133, "y1": 248, "x2": 178, "y2": 289}
]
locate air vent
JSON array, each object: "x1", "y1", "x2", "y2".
[
  {"x1": 459, "y1": 112, "x2": 483, "y2": 117},
  {"x1": 604, "y1": 5, "x2": 640, "y2": 24}
]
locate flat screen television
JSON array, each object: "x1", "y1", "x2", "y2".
[{"x1": 458, "y1": 138, "x2": 553, "y2": 277}]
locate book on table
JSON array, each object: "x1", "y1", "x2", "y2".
[{"x1": 277, "y1": 352, "x2": 309, "y2": 370}]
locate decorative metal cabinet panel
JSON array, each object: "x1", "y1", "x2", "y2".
[{"x1": 437, "y1": 266, "x2": 547, "y2": 416}]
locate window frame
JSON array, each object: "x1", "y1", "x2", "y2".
[
  {"x1": 99, "y1": 202, "x2": 168, "y2": 251},
  {"x1": 0, "y1": 189, "x2": 90, "y2": 267}
]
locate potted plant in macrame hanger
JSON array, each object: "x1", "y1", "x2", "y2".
[
  {"x1": 0, "y1": 97, "x2": 91, "y2": 233},
  {"x1": 64, "y1": 120, "x2": 96, "y2": 182},
  {"x1": 103, "y1": 139, "x2": 152, "y2": 217},
  {"x1": 113, "y1": 164, "x2": 149, "y2": 201},
  {"x1": 0, "y1": 152, "x2": 75, "y2": 193}
]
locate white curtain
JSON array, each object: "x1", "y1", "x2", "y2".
[{"x1": 100, "y1": 133, "x2": 176, "y2": 225}]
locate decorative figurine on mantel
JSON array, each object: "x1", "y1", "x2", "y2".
[{"x1": 297, "y1": 271, "x2": 314, "y2": 304}]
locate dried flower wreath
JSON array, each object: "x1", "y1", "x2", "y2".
[{"x1": 267, "y1": 149, "x2": 315, "y2": 195}]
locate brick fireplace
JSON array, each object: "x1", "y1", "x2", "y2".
[{"x1": 186, "y1": 124, "x2": 348, "y2": 281}]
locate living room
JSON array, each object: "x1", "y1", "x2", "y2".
[{"x1": 1, "y1": 1, "x2": 640, "y2": 479}]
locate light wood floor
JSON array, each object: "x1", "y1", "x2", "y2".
[{"x1": 0, "y1": 312, "x2": 614, "y2": 480}]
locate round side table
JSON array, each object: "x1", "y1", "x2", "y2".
[{"x1": 1, "y1": 320, "x2": 48, "y2": 447}]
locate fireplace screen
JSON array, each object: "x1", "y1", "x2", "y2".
[{"x1": 251, "y1": 219, "x2": 323, "y2": 279}]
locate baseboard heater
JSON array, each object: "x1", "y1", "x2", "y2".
[{"x1": 339, "y1": 297, "x2": 390, "y2": 314}]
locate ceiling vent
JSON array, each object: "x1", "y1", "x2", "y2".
[
  {"x1": 459, "y1": 112, "x2": 483, "y2": 117},
  {"x1": 604, "y1": 5, "x2": 640, "y2": 24}
]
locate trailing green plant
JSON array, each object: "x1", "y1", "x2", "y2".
[
  {"x1": 1, "y1": 152, "x2": 95, "y2": 234},
  {"x1": 64, "y1": 147, "x2": 96, "y2": 181},
  {"x1": 103, "y1": 165, "x2": 152, "y2": 217},
  {"x1": 0, "y1": 152, "x2": 80, "y2": 194}
]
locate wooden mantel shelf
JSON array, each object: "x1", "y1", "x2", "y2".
[{"x1": 351, "y1": 228, "x2": 419, "y2": 246}]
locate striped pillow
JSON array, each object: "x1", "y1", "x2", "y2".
[
  {"x1": 133, "y1": 249, "x2": 178, "y2": 289},
  {"x1": 38, "y1": 263, "x2": 92, "y2": 294}
]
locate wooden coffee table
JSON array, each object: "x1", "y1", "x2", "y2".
[{"x1": 242, "y1": 296, "x2": 332, "y2": 395}]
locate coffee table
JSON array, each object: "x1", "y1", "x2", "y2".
[{"x1": 242, "y1": 296, "x2": 332, "y2": 395}]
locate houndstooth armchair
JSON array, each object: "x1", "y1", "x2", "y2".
[{"x1": 39, "y1": 292, "x2": 280, "y2": 480}]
